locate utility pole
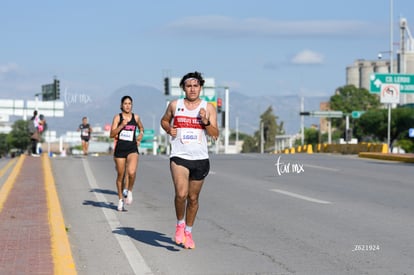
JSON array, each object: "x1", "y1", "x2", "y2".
[
  {"x1": 224, "y1": 87, "x2": 230, "y2": 154},
  {"x1": 387, "y1": 0, "x2": 393, "y2": 152},
  {"x1": 300, "y1": 96, "x2": 304, "y2": 145},
  {"x1": 260, "y1": 121, "x2": 264, "y2": 154}
]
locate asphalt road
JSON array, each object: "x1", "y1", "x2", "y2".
[{"x1": 50, "y1": 153, "x2": 414, "y2": 275}]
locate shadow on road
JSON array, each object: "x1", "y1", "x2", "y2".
[
  {"x1": 90, "y1": 188, "x2": 117, "y2": 195},
  {"x1": 82, "y1": 200, "x2": 118, "y2": 211},
  {"x1": 113, "y1": 227, "x2": 181, "y2": 252}
]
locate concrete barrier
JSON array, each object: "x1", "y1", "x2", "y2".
[
  {"x1": 273, "y1": 143, "x2": 395, "y2": 159},
  {"x1": 359, "y1": 152, "x2": 414, "y2": 163}
]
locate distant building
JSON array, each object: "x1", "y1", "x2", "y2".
[
  {"x1": 346, "y1": 56, "x2": 414, "y2": 104},
  {"x1": 346, "y1": 17, "x2": 414, "y2": 104},
  {"x1": 346, "y1": 59, "x2": 390, "y2": 91},
  {"x1": 319, "y1": 102, "x2": 331, "y2": 134},
  {"x1": 0, "y1": 114, "x2": 12, "y2": 134}
]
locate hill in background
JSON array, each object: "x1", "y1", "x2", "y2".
[{"x1": 39, "y1": 85, "x2": 329, "y2": 136}]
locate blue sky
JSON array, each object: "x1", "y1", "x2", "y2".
[{"x1": 1, "y1": 0, "x2": 412, "y2": 100}]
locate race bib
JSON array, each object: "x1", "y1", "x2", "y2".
[
  {"x1": 82, "y1": 130, "x2": 89, "y2": 136},
  {"x1": 119, "y1": 130, "x2": 134, "y2": 141},
  {"x1": 180, "y1": 129, "x2": 202, "y2": 144}
]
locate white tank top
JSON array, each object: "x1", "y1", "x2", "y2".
[{"x1": 170, "y1": 98, "x2": 209, "y2": 160}]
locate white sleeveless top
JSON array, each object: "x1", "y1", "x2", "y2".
[{"x1": 170, "y1": 98, "x2": 209, "y2": 160}]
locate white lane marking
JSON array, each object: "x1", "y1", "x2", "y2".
[
  {"x1": 82, "y1": 158, "x2": 153, "y2": 275},
  {"x1": 270, "y1": 188, "x2": 332, "y2": 204},
  {"x1": 305, "y1": 164, "x2": 339, "y2": 172}
]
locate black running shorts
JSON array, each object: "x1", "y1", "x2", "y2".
[{"x1": 170, "y1": 157, "x2": 210, "y2": 180}]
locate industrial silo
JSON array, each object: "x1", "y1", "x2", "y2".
[
  {"x1": 346, "y1": 63, "x2": 360, "y2": 87},
  {"x1": 374, "y1": 60, "x2": 390, "y2": 73},
  {"x1": 359, "y1": 60, "x2": 375, "y2": 90}
]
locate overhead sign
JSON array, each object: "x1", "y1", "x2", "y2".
[
  {"x1": 140, "y1": 129, "x2": 155, "y2": 149},
  {"x1": 370, "y1": 73, "x2": 414, "y2": 93},
  {"x1": 351, "y1": 111, "x2": 366, "y2": 119},
  {"x1": 300, "y1": 111, "x2": 343, "y2": 118},
  {"x1": 0, "y1": 114, "x2": 9, "y2": 122},
  {"x1": 42, "y1": 83, "x2": 55, "y2": 101},
  {"x1": 170, "y1": 77, "x2": 217, "y2": 106},
  {"x1": 380, "y1": 84, "x2": 400, "y2": 104},
  {"x1": 310, "y1": 111, "x2": 343, "y2": 118},
  {"x1": 26, "y1": 100, "x2": 64, "y2": 117},
  {"x1": 0, "y1": 99, "x2": 25, "y2": 116}
]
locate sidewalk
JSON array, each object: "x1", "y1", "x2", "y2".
[{"x1": 0, "y1": 154, "x2": 76, "y2": 274}]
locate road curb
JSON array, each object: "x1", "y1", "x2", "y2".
[{"x1": 358, "y1": 152, "x2": 414, "y2": 163}]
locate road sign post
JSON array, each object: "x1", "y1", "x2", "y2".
[
  {"x1": 299, "y1": 110, "x2": 343, "y2": 144},
  {"x1": 370, "y1": 73, "x2": 414, "y2": 93},
  {"x1": 299, "y1": 111, "x2": 343, "y2": 118},
  {"x1": 140, "y1": 129, "x2": 155, "y2": 149},
  {"x1": 369, "y1": 73, "x2": 414, "y2": 153},
  {"x1": 310, "y1": 111, "x2": 343, "y2": 118},
  {"x1": 351, "y1": 111, "x2": 366, "y2": 119}
]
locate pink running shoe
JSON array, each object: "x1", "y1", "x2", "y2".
[
  {"x1": 174, "y1": 223, "x2": 185, "y2": 244},
  {"x1": 184, "y1": 231, "x2": 195, "y2": 249}
]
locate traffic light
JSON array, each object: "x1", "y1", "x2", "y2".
[
  {"x1": 217, "y1": 98, "x2": 222, "y2": 113},
  {"x1": 221, "y1": 111, "x2": 225, "y2": 128},
  {"x1": 164, "y1": 77, "x2": 170, "y2": 95},
  {"x1": 54, "y1": 79, "x2": 60, "y2": 100},
  {"x1": 264, "y1": 125, "x2": 269, "y2": 141},
  {"x1": 345, "y1": 128, "x2": 352, "y2": 142}
]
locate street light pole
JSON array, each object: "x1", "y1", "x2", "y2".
[
  {"x1": 387, "y1": 0, "x2": 393, "y2": 152},
  {"x1": 35, "y1": 93, "x2": 41, "y2": 111},
  {"x1": 390, "y1": 0, "x2": 393, "y2": 74},
  {"x1": 224, "y1": 87, "x2": 230, "y2": 154},
  {"x1": 300, "y1": 96, "x2": 304, "y2": 145},
  {"x1": 260, "y1": 121, "x2": 264, "y2": 154}
]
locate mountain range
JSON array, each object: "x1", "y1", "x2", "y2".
[{"x1": 40, "y1": 85, "x2": 329, "y2": 137}]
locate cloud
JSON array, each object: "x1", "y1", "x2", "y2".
[
  {"x1": 290, "y1": 49, "x2": 324, "y2": 65},
  {"x1": 163, "y1": 16, "x2": 383, "y2": 38},
  {"x1": 0, "y1": 62, "x2": 19, "y2": 75}
]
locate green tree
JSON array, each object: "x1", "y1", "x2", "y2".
[
  {"x1": 241, "y1": 136, "x2": 258, "y2": 153},
  {"x1": 304, "y1": 127, "x2": 319, "y2": 145},
  {"x1": 356, "y1": 109, "x2": 388, "y2": 142},
  {"x1": 330, "y1": 85, "x2": 381, "y2": 114},
  {"x1": 330, "y1": 85, "x2": 381, "y2": 131},
  {"x1": 355, "y1": 107, "x2": 414, "y2": 152},
  {"x1": 0, "y1": 133, "x2": 8, "y2": 157},
  {"x1": 295, "y1": 127, "x2": 320, "y2": 147},
  {"x1": 239, "y1": 106, "x2": 285, "y2": 153},
  {"x1": 229, "y1": 131, "x2": 250, "y2": 142},
  {"x1": 264, "y1": 106, "x2": 284, "y2": 150},
  {"x1": 7, "y1": 120, "x2": 31, "y2": 152}
]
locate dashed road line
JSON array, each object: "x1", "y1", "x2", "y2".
[
  {"x1": 82, "y1": 158, "x2": 153, "y2": 275},
  {"x1": 305, "y1": 164, "x2": 340, "y2": 172},
  {"x1": 270, "y1": 188, "x2": 332, "y2": 204}
]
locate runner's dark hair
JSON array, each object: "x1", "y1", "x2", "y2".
[
  {"x1": 120, "y1": 95, "x2": 133, "y2": 111},
  {"x1": 179, "y1": 71, "x2": 205, "y2": 88}
]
